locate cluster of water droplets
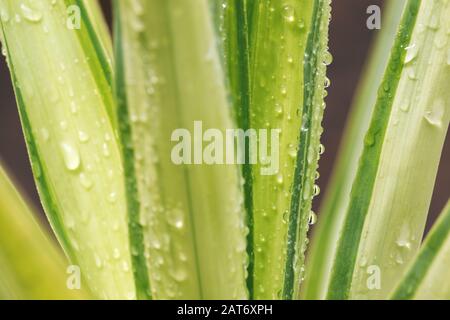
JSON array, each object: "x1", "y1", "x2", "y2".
[{"x1": 293, "y1": 1, "x2": 333, "y2": 288}]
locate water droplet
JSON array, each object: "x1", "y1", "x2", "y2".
[
  {"x1": 396, "y1": 239, "x2": 411, "y2": 250},
  {"x1": 179, "y1": 252, "x2": 187, "y2": 262},
  {"x1": 404, "y1": 44, "x2": 418, "y2": 64},
  {"x1": 276, "y1": 173, "x2": 284, "y2": 185},
  {"x1": 170, "y1": 269, "x2": 187, "y2": 282},
  {"x1": 70, "y1": 101, "x2": 78, "y2": 114},
  {"x1": 400, "y1": 102, "x2": 410, "y2": 113},
  {"x1": 275, "y1": 103, "x2": 283, "y2": 116},
  {"x1": 78, "y1": 131, "x2": 89, "y2": 143},
  {"x1": 359, "y1": 256, "x2": 368, "y2": 267},
  {"x1": 20, "y1": 3, "x2": 42, "y2": 23},
  {"x1": 308, "y1": 211, "x2": 317, "y2": 225},
  {"x1": 428, "y1": 13, "x2": 439, "y2": 30},
  {"x1": 59, "y1": 121, "x2": 67, "y2": 130},
  {"x1": 94, "y1": 254, "x2": 103, "y2": 269},
  {"x1": 424, "y1": 99, "x2": 445, "y2": 128},
  {"x1": 287, "y1": 56, "x2": 294, "y2": 64},
  {"x1": 79, "y1": 173, "x2": 93, "y2": 190},
  {"x1": 407, "y1": 68, "x2": 417, "y2": 80},
  {"x1": 313, "y1": 185, "x2": 320, "y2": 196},
  {"x1": 288, "y1": 143, "x2": 297, "y2": 158},
  {"x1": 102, "y1": 143, "x2": 110, "y2": 157},
  {"x1": 113, "y1": 248, "x2": 120, "y2": 259},
  {"x1": 108, "y1": 192, "x2": 117, "y2": 203},
  {"x1": 151, "y1": 239, "x2": 161, "y2": 250},
  {"x1": 60, "y1": 142, "x2": 80, "y2": 171},
  {"x1": 434, "y1": 31, "x2": 447, "y2": 49},
  {"x1": 323, "y1": 51, "x2": 333, "y2": 66},
  {"x1": 364, "y1": 133, "x2": 375, "y2": 147},
  {"x1": 65, "y1": 215, "x2": 75, "y2": 230},
  {"x1": 40, "y1": 128, "x2": 50, "y2": 141},
  {"x1": 318, "y1": 144, "x2": 325, "y2": 155},
  {"x1": 282, "y1": 210, "x2": 289, "y2": 223},
  {"x1": 282, "y1": 5, "x2": 295, "y2": 23},
  {"x1": 0, "y1": 8, "x2": 9, "y2": 22},
  {"x1": 122, "y1": 261, "x2": 130, "y2": 272},
  {"x1": 167, "y1": 208, "x2": 184, "y2": 230},
  {"x1": 395, "y1": 254, "x2": 404, "y2": 265}
]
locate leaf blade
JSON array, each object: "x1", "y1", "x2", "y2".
[
  {"x1": 301, "y1": 0, "x2": 408, "y2": 300},
  {"x1": 391, "y1": 200, "x2": 450, "y2": 299},
  {"x1": 327, "y1": 0, "x2": 450, "y2": 299},
  {"x1": 114, "y1": 0, "x2": 248, "y2": 299},
  {"x1": 0, "y1": 165, "x2": 88, "y2": 299},
  {"x1": 0, "y1": 0, "x2": 136, "y2": 299}
]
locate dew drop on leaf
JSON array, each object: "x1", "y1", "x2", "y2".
[
  {"x1": 424, "y1": 99, "x2": 445, "y2": 128},
  {"x1": 282, "y1": 5, "x2": 295, "y2": 23},
  {"x1": 323, "y1": 51, "x2": 333, "y2": 66},
  {"x1": 404, "y1": 44, "x2": 418, "y2": 64},
  {"x1": 79, "y1": 173, "x2": 93, "y2": 190},
  {"x1": 20, "y1": 3, "x2": 42, "y2": 23},
  {"x1": 318, "y1": 143, "x2": 325, "y2": 155},
  {"x1": 60, "y1": 142, "x2": 80, "y2": 171},
  {"x1": 0, "y1": 7, "x2": 9, "y2": 22},
  {"x1": 308, "y1": 211, "x2": 317, "y2": 225},
  {"x1": 313, "y1": 185, "x2": 320, "y2": 196},
  {"x1": 78, "y1": 131, "x2": 89, "y2": 143}
]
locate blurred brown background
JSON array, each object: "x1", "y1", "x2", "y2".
[{"x1": 0, "y1": 0, "x2": 448, "y2": 233}]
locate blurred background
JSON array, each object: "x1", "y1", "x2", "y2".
[{"x1": 0, "y1": 0, "x2": 448, "y2": 233}]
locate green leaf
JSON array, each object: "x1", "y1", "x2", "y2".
[
  {"x1": 114, "y1": 0, "x2": 248, "y2": 299},
  {"x1": 209, "y1": 0, "x2": 253, "y2": 295},
  {"x1": 301, "y1": 0, "x2": 408, "y2": 300},
  {"x1": 326, "y1": 0, "x2": 450, "y2": 299},
  {"x1": 0, "y1": 0, "x2": 136, "y2": 299},
  {"x1": 0, "y1": 165, "x2": 88, "y2": 299},
  {"x1": 80, "y1": 0, "x2": 113, "y2": 63},
  {"x1": 391, "y1": 200, "x2": 450, "y2": 299},
  {"x1": 214, "y1": 0, "x2": 332, "y2": 299}
]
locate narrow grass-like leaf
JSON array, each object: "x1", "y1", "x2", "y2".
[
  {"x1": 210, "y1": 0, "x2": 254, "y2": 296},
  {"x1": 301, "y1": 0, "x2": 407, "y2": 300},
  {"x1": 327, "y1": 0, "x2": 450, "y2": 299},
  {"x1": 0, "y1": 165, "x2": 88, "y2": 299},
  {"x1": 213, "y1": 0, "x2": 332, "y2": 299},
  {"x1": 391, "y1": 200, "x2": 450, "y2": 299},
  {"x1": 80, "y1": 0, "x2": 113, "y2": 62},
  {"x1": 0, "y1": 0, "x2": 136, "y2": 299},
  {"x1": 114, "y1": 0, "x2": 248, "y2": 299}
]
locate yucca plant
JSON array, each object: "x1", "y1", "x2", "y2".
[
  {"x1": 0, "y1": 164, "x2": 88, "y2": 299},
  {"x1": 0, "y1": 0, "x2": 448, "y2": 300}
]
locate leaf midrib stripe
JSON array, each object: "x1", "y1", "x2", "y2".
[
  {"x1": 326, "y1": 0, "x2": 422, "y2": 300},
  {"x1": 113, "y1": 0, "x2": 152, "y2": 300},
  {"x1": 282, "y1": 0, "x2": 325, "y2": 300}
]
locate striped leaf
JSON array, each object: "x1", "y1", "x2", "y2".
[
  {"x1": 301, "y1": 0, "x2": 408, "y2": 300},
  {"x1": 0, "y1": 165, "x2": 88, "y2": 299},
  {"x1": 0, "y1": 0, "x2": 136, "y2": 299},
  {"x1": 214, "y1": 0, "x2": 332, "y2": 299},
  {"x1": 392, "y1": 200, "x2": 450, "y2": 299},
  {"x1": 327, "y1": 0, "x2": 450, "y2": 299},
  {"x1": 114, "y1": 0, "x2": 248, "y2": 299}
]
